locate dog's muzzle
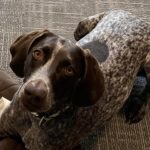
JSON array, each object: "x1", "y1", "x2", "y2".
[{"x1": 21, "y1": 79, "x2": 48, "y2": 112}]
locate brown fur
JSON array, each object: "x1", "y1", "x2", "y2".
[{"x1": 0, "y1": 10, "x2": 149, "y2": 150}]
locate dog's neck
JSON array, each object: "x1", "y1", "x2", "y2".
[
  {"x1": 14, "y1": 85, "x2": 79, "y2": 145},
  {"x1": 31, "y1": 102, "x2": 78, "y2": 145}
]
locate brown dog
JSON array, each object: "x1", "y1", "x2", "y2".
[
  {"x1": 0, "y1": 10, "x2": 150, "y2": 150},
  {"x1": 0, "y1": 29, "x2": 104, "y2": 150},
  {"x1": 10, "y1": 30, "x2": 104, "y2": 110}
]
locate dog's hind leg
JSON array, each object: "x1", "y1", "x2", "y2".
[{"x1": 74, "y1": 12, "x2": 105, "y2": 41}]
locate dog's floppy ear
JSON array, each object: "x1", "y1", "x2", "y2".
[
  {"x1": 73, "y1": 49, "x2": 105, "y2": 107},
  {"x1": 9, "y1": 30, "x2": 50, "y2": 77}
]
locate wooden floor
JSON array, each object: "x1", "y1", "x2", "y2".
[{"x1": 0, "y1": 0, "x2": 150, "y2": 149}]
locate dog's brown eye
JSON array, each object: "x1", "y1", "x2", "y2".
[
  {"x1": 33, "y1": 50, "x2": 44, "y2": 61},
  {"x1": 64, "y1": 66, "x2": 74, "y2": 76}
]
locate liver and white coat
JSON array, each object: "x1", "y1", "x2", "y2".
[{"x1": 0, "y1": 10, "x2": 150, "y2": 150}]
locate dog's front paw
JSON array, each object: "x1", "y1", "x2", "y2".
[{"x1": 123, "y1": 97, "x2": 147, "y2": 124}]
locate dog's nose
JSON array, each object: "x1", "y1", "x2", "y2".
[{"x1": 24, "y1": 79, "x2": 47, "y2": 104}]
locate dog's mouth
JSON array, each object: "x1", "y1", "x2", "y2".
[
  {"x1": 21, "y1": 89, "x2": 51, "y2": 113},
  {"x1": 22, "y1": 97, "x2": 50, "y2": 113}
]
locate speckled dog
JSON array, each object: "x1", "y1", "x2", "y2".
[
  {"x1": 74, "y1": 11, "x2": 150, "y2": 124},
  {"x1": 0, "y1": 10, "x2": 150, "y2": 150}
]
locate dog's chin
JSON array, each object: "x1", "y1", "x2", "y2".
[{"x1": 21, "y1": 99, "x2": 50, "y2": 113}]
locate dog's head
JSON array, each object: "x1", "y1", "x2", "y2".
[{"x1": 10, "y1": 30, "x2": 104, "y2": 112}]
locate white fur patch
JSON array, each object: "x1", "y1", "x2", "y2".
[{"x1": 0, "y1": 97, "x2": 10, "y2": 118}]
